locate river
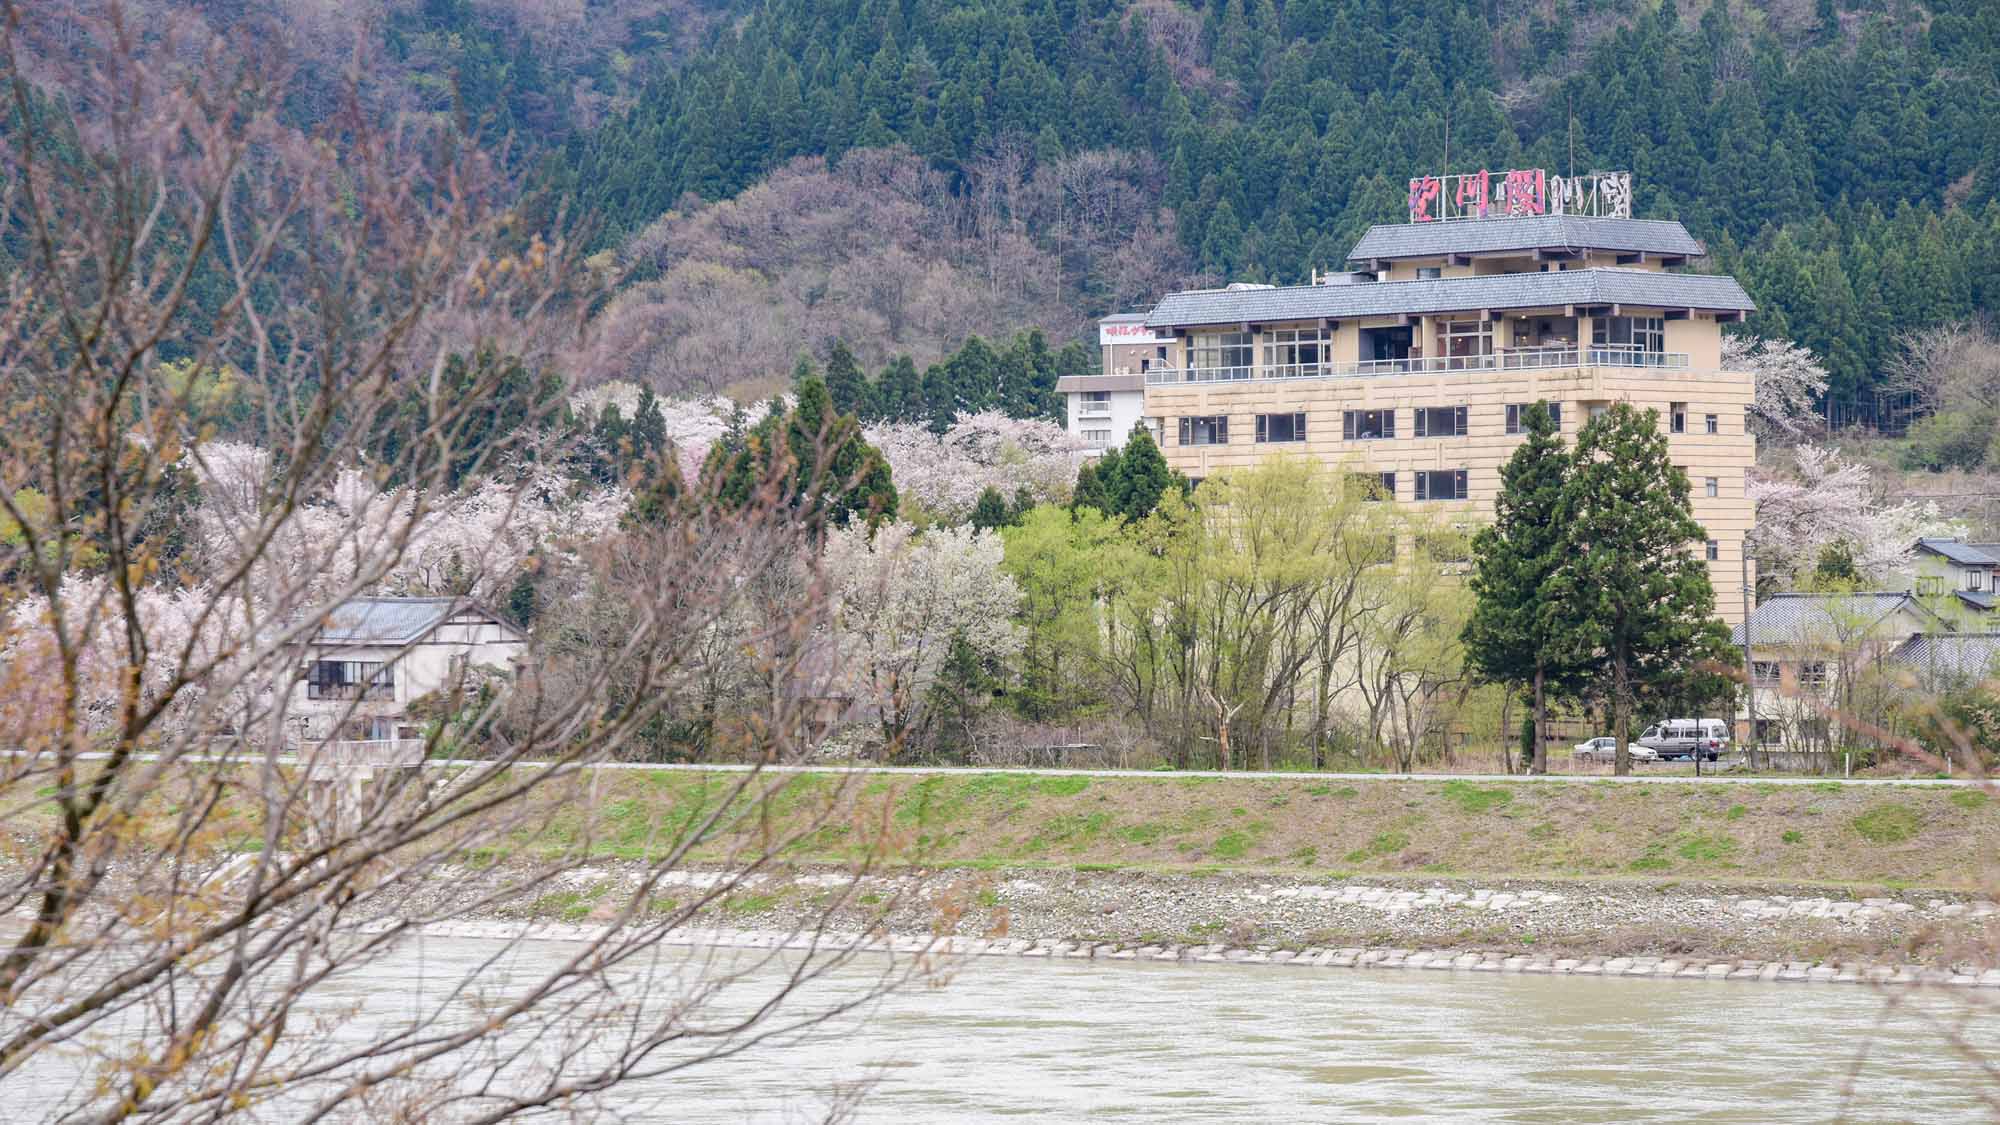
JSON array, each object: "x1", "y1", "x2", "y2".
[{"x1": 20, "y1": 938, "x2": 1999, "y2": 1122}]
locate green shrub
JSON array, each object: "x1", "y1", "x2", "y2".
[
  {"x1": 1781, "y1": 830, "x2": 1804, "y2": 844},
  {"x1": 1852, "y1": 803, "x2": 1924, "y2": 844},
  {"x1": 1901, "y1": 408, "x2": 1995, "y2": 472}
]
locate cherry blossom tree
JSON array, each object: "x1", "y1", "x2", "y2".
[
  {"x1": 822, "y1": 522, "x2": 1023, "y2": 753},
  {"x1": 1748, "y1": 445, "x2": 1959, "y2": 587},
  {"x1": 1724, "y1": 334, "x2": 1830, "y2": 439},
  {"x1": 865, "y1": 410, "x2": 1084, "y2": 524}
]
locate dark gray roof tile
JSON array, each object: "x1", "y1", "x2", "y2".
[
  {"x1": 1145, "y1": 268, "x2": 1754, "y2": 330},
  {"x1": 1729, "y1": 592, "x2": 1940, "y2": 646},
  {"x1": 1348, "y1": 217, "x2": 1705, "y2": 262}
]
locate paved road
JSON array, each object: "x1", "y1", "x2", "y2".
[
  {"x1": 450, "y1": 759, "x2": 1981, "y2": 787},
  {"x1": 30, "y1": 750, "x2": 1981, "y2": 787}
]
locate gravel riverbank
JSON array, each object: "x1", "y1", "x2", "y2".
[{"x1": 462, "y1": 861, "x2": 2000, "y2": 971}]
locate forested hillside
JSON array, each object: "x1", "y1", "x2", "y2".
[{"x1": 540, "y1": 0, "x2": 2000, "y2": 399}]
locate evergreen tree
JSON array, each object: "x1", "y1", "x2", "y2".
[
  {"x1": 1108, "y1": 427, "x2": 1177, "y2": 521},
  {"x1": 875, "y1": 355, "x2": 926, "y2": 423},
  {"x1": 1547, "y1": 404, "x2": 1735, "y2": 775},
  {"x1": 1463, "y1": 403, "x2": 1573, "y2": 775},
  {"x1": 1071, "y1": 457, "x2": 1113, "y2": 515},
  {"x1": 824, "y1": 340, "x2": 874, "y2": 419},
  {"x1": 969, "y1": 486, "x2": 1013, "y2": 532}
]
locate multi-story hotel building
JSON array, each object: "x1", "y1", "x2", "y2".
[{"x1": 1060, "y1": 171, "x2": 1759, "y2": 624}]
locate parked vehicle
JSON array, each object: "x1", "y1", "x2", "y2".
[
  {"x1": 1636, "y1": 718, "x2": 1729, "y2": 761},
  {"x1": 1573, "y1": 737, "x2": 1658, "y2": 764}
]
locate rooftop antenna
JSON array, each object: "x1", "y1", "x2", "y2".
[{"x1": 1567, "y1": 92, "x2": 1576, "y2": 181}]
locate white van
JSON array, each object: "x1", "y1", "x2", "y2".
[{"x1": 1636, "y1": 719, "x2": 1729, "y2": 761}]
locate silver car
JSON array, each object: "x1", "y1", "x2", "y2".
[{"x1": 1573, "y1": 737, "x2": 1659, "y2": 764}]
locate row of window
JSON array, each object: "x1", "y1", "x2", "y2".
[
  {"x1": 1331, "y1": 470, "x2": 1471, "y2": 503},
  {"x1": 305, "y1": 659, "x2": 395, "y2": 701},
  {"x1": 1179, "y1": 403, "x2": 1567, "y2": 446},
  {"x1": 1176, "y1": 400, "x2": 1731, "y2": 446}
]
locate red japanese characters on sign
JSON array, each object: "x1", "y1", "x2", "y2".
[{"x1": 1407, "y1": 169, "x2": 1631, "y2": 223}]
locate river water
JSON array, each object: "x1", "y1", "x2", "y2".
[{"x1": 21, "y1": 938, "x2": 2000, "y2": 1122}]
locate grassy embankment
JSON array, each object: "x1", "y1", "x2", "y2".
[{"x1": 523, "y1": 770, "x2": 2000, "y2": 893}]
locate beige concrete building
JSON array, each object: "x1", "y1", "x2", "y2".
[{"x1": 1114, "y1": 209, "x2": 1758, "y2": 624}]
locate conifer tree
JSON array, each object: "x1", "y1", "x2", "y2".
[
  {"x1": 969, "y1": 486, "x2": 1013, "y2": 532},
  {"x1": 875, "y1": 355, "x2": 926, "y2": 423},
  {"x1": 1109, "y1": 427, "x2": 1178, "y2": 522},
  {"x1": 1547, "y1": 404, "x2": 1734, "y2": 775},
  {"x1": 824, "y1": 340, "x2": 874, "y2": 420},
  {"x1": 1463, "y1": 402, "x2": 1572, "y2": 774}
]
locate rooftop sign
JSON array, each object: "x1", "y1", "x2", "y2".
[{"x1": 1408, "y1": 169, "x2": 1633, "y2": 224}]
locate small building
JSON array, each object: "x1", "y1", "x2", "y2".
[
  {"x1": 290, "y1": 596, "x2": 526, "y2": 745},
  {"x1": 1055, "y1": 372, "x2": 1149, "y2": 453},
  {"x1": 1732, "y1": 591, "x2": 1947, "y2": 748},
  {"x1": 1912, "y1": 538, "x2": 2000, "y2": 622}
]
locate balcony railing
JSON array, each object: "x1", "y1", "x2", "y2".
[
  {"x1": 1148, "y1": 345, "x2": 1691, "y2": 385},
  {"x1": 1077, "y1": 401, "x2": 1113, "y2": 416}
]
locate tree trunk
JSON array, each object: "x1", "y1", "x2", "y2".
[
  {"x1": 1612, "y1": 653, "x2": 1632, "y2": 777},
  {"x1": 1532, "y1": 664, "x2": 1548, "y2": 776}
]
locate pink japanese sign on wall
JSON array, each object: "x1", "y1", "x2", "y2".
[{"x1": 1407, "y1": 169, "x2": 1632, "y2": 223}]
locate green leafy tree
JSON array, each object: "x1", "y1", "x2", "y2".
[
  {"x1": 1547, "y1": 404, "x2": 1733, "y2": 775},
  {"x1": 1109, "y1": 428, "x2": 1179, "y2": 522},
  {"x1": 1463, "y1": 403, "x2": 1572, "y2": 774}
]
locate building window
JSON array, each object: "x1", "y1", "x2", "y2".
[
  {"x1": 1704, "y1": 477, "x2": 1719, "y2": 498},
  {"x1": 1592, "y1": 315, "x2": 1666, "y2": 357},
  {"x1": 1505, "y1": 402, "x2": 1562, "y2": 434},
  {"x1": 1343, "y1": 409, "x2": 1396, "y2": 440},
  {"x1": 1188, "y1": 331, "x2": 1253, "y2": 380},
  {"x1": 306, "y1": 660, "x2": 393, "y2": 701},
  {"x1": 1752, "y1": 661, "x2": 1782, "y2": 688},
  {"x1": 1082, "y1": 391, "x2": 1111, "y2": 403},
  {"x1": 1705, "y1": 413, "x2": 1719, "y2": 435},
  {"x1": 1968, "y1": 569, "x2": 1988, "y2": 593},
  {"x1": 1348, "y1": 472, "x2": 1395, "y2": 501},
  {"x1": 1798, "y1": 662, "x2": 1830, "y2": 690},
  {"x1": 1255, "y1": 412, "x2": 1307, "y2": 443},
  {"x1": 1670, "y1": 402, "x2": 1688, "y2": 434},
  {"x1": 1081, "y1": 429, "x2": 1111, "y2": 447},
  {"x1": 1917, "y1": 575, "x2": 1944, "y2": 596},
  {"x1": 1706, "y1": 540, "x2": 1720, "y2": 561},
  {"x1": 1439, "y1": 320, "x2": 1493, "y2": 369},
  {"x1": 1414, "y1": 405, "x2": 1469, "y2": 438},
  {"x1": 1178, "y1": 416, "x2": 1229, "y2": 446},
  {"x1": 1587, "y1": 403, "x2": 1608, "y2": 421},
  {"x1": 1415, "y1": 266, "x2": 1442, "y2": 280},
  {"x1": 1261, "y1": 328, "x2": 1332, "y2": 378},
  {"x1": 1414, "y1": 469, "x2": 1468, "y2": 502}
]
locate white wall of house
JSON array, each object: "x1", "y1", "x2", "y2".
[
  {"x1": 290, "y1": 613, "x2": 523, "y2": 741},
  {"x1": 1066, "y1": 388, "x2": 1148, "y2": 452}
]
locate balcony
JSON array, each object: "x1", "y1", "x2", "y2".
[
  {"x1": 1076, "y1": 401, "x2": 1113, "y2": 417},
  {"x1": 1148, "y1": 345, "x2": 1692, "y2": 385}
]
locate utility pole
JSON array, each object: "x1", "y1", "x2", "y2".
[{"x1": 1740, "y1": 551, "x2": 1757, "y2": 771}]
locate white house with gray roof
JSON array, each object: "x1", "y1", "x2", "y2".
[
  {"x1": 1731, "y1": 592, "x2": 1948, "y2": 748},
  {"x1": 289, "y1": 596, "x2": 526, "y2": 745},
  {"x1": 1913, "y1": 538, "x2": 2000, "y2": 620}
]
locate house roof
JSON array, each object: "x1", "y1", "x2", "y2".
[
  {"x1": 1890, "y1": 633, "x2": 2000, "y2": 683},
  {"x1": 1143, "y1": 268, "x2": 1754, "y2": 330},
  {"x1": 1959, "y1": 590, "x2": 1999, "y2": 611},
  {"x1": 1348, "y1": 217, "x2": 1706, "y2": 263},
  {"x1": 1056, "y1": 374, "x2": 1145, "y2": 393},
  {"x1": 1730, "y1": 592, "x2": 1944, "y2": 647},
  {"x1": 1916, "y1": 538, "x2": 2000, "y2": 566},
  {"x1": 312, "y1": 597, "x2": 519, "y2": 647}
]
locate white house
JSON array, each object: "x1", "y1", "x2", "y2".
[
  {"x1": 290, "y1": 596, "x2": 526, "y2": 745},
  {"x1": 1057, "y1": 373, "x2": 1149, "y2": 452},
  {"x1": 1732, "y1": 591, "x2": 1946, "y2": 749}
]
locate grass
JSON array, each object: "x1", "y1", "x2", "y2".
[
  {"x1": 1852, "y1": 803, "x2": 1924, "y2": 844},
  {"x1": 1951, "y1": 789, "x2": 1990, "y2": 811},
  {"x1": 1439, "y1": 780, "x2": 1513, "y2": 814}
]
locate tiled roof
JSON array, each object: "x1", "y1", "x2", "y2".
[
  {"x1": 1891, "y1": 633, "x2": 2000, "y2": 683},
  {"x1": 314, "y1": 597, "x2": 498, "y2": 646},
  {"x1": 1730, "y1": 592, "x2": 1941, "y2": 646},
  {"x1": 1056, "y1": 374, "x2": 1144, "y2": 393},
  {"x1": 1348, "y1": 217, "x2": 1706, "y2": 262},
  {"x1": 1918, "y1": 538, "x2": 2000, "y2": 566},
  {"x1": 1958, "y1": 590, "x2": 1999, "y2": 611},
  {"x1": 1144, "y1": 268, "x2": 1754, "y2": 330}
]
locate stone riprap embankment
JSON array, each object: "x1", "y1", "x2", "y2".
[
  {"x1": 453, "y1": 863, "x2": 2000, "y2": 973},
  {"x1": 411, "y1": 918, "x2": 2000, "y2": 988}
]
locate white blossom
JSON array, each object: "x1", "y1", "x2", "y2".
[
  {"x1": 1724, "y1": 334, "x2": 1829, "y2": 439},
  {"x1": 1748, "y1": 444, "x2": 1960, "y2": 587},
  {"x1": 865, "y1": 410, "x2": 1083, "y2": 522},
  {"x1": 823, "y1": 522, "x2": 1022, "y2": 744}
]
